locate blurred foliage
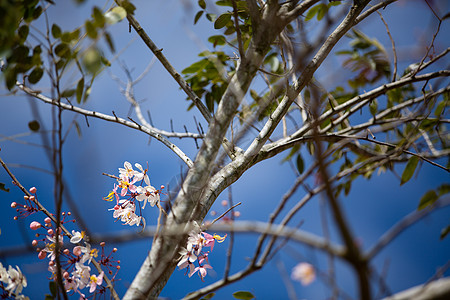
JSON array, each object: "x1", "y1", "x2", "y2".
[
  {"x1": 0, "y1": 0, "x2": 135, "y2": 104},
  {"x1": 336, "y1": 29, "x2": 391, "y2": 89}
]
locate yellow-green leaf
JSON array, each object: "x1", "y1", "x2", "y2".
[{"x1": 400, "y1": 156, "x2": 419, "y2": 185}]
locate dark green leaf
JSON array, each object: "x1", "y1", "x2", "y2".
[
  {"x1": 51, "y1": 24, "x2": 61, "y2": 38},
  {"x1": 400, "y1": 156, "x2": 419, "y2": 185},
  {"x1": 49, "y1": 280, "x2": 57, "y2": 296},
  {"x1": 18, "y1": 25, "x2": 29, "y2": 43},
  {"x1": 28, "y1": 67, "x2": 44, "y2": 84},
  {"x1": 120, "y1": 0, "x2": 136, "y2": 15},
  {"x1": 418, "y1": 190, "x2": 438, "y2": 210},
  {"x1": 200, "y1": 293, "x2": 215, "y2": 300},
  {"x1": 296, "y1": 154, "x2": 304, "y2": 174},
  {"x1": 76, "y1": 77, "x2": 84, "y2": 103},
  {"x1": 214, "y1": 13, "x2": 231, "y2": 29},
  {"x1": 194, "y1": 10, "x2": 204, "y2": 24},
  {"x1": 54, "y1": 43, "x2": 70, "y2": 58},
  {"x1": 92, "y1": 6, "x2": 105, "y2": 28},
  {"x1": 104, "y1": 31, "x2": 115, "y2": 53},
  {"x1": 369, "y1": 99, "x2": 378, "y2": 116},
  {"x1": 206, "y1": 13, "x2": 216, "y2": 22},
  {"x1": 232, "y1": 291, "x2": 255, "y2": 300},
  {"x1": 440, "y1": 225, "x2": 450, "y2": 240},
  {"x1": 85, "y1": 20, "x2": 97, "y2": 39},
  {"x1": 198, "y1": 0, "x2": 206, "y2": 9},
  {"x1": 0, "y1": 182, "x2": 10, "y2": 192},
  {"x1": 28, "y1": 120, "x2": 40, "y2": 131},
  {"x1": 437, "y1": 183, "x2": 450, "y2": 196}
]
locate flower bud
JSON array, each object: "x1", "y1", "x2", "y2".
[
  {"x1": 63, "y1": 271, "x2": 69, "y2": 279},
  {"x1": 63, "y1": 249, "x2": 70, "y2": 255},
  {"x1": 38, "y1": 250, "x2": 46, "y2": 260},
  {"x1": 44, "y1": 217, "x2": 51, "y2": 224},
  {"x1": 221, "y1": 200, "x2": 228, "y2": 207},
  {"x1": 29, "y1": 187, "x2": 37, "y2": 194},
  {"x1": 73, "y1": 246, "x2": 82, "y2": 256},
  {"x1": 32, "y1": 240, "x2": 38, "y2": 247},
  {"x1": 47, "y1": 228, "x2": 54, "y2": 235},
  {"x1": 29, "y1": 196, "x2": 35, "y2": 201},
  {"x1": 30, "y1": 221, "x2": 42, "y2": 230},
  {"x1": 11, "y1": 202, "x2": 17, "y2": 208},
  {"x1": 100, "y1": 242, "x2": 106, "y2": 247}
]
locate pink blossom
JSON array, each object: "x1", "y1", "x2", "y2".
[
  {"x1": 193, "y1": 264, "x2": 212, "y2": 281},
  {"x1": 29, "y1": 221, "x2": 41, "y2": 230}
]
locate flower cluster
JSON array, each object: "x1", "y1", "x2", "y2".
[
  {"x1": 0, "y1": 263, "x2": 28, "y2": 299},
  {"x1": 177, "y1": 223, "x2": 226, "y2": 281},
  {"x1": 104, "y1": 161, "x2": 163, "y2": 228},
  {"x1": 29, "y1": 215, "x2": 120, "y2": 298},
  {"x1": 13, "y1": 186, "x2": 120, "y2": 299}
]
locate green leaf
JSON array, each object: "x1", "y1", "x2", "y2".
[
  {"x1": 305, "y1": 5, "x2": 320, "y2": 22},
  {"x1": 200, "y1": 293, "x2": 215, "y2": 300},
  {"x1": 28, "y1": 120, "x2": 40, "y2": 132},
  {"x1": 0, "y1": 182, "x2": 10, "y2": 192},
  {"x1": 104, "y1": 31, "x2": 115, "y2": 53},
  {"x1": 440, "y1": 225, "x2": 450, "y2": 240},
  {"x1": 54, "y1": 43, "x2": 71, "y2": 58},
  {"x1": 198, "y1": 0, "x2": 206, "y2": 9},
  {"x1": 49, "y1": 281, "x2": 57, "y2": 297},
  {"x1": 61, "y1": 89, "x2": 75, "y2": 98},
  {"x1": 418, "y1": 190, "x2": 438, "y2": 210},
  {"x1": 208, "y1": 35, "x2": 226, "y2": 47},
  {"x1": 28, "y1": 67, "x2": 44, "y2": 84},
  {"x1": 369, "y1": 99, "x2": 378, "y2": 116},
  {"x1": 76, "y1": 77, "x2": 84, "y2": 104},
  {"x1": 85, "y1": 20, "x2": 97, "y2": 39},
  {"x1": 437, "y1": 183, "x2": 450, "y2": 196},
  {"x1": 82, "y1": 48, "x2": 101, "y2": 74},
  {"x1": 74, "y1": 120, "x2": 82, "y2": 138},
  {"x1": 214, "y1": 13, "x2": 231, "y2": 29},
  {"x1": 92, "y1": 6, "x2": 105, "y2": 28},
  {"x1": 296, "y1": 154, "x2": 304, "y2": 174},
  {"x1": 18, "y1": 25, "x2": 29, "y2": 43},
  {"x1": 232, "y1": 291, "x2": 255, "y2": 300},
  {"x1": 194, "y1": 10, "x2": 204, "y2": 24},
  {"x1": 51, "y1": 24, "x2": 61, "y2": 38},
  {"x1": 400, "y1": 156, "x2": 419, "y2": 185}
]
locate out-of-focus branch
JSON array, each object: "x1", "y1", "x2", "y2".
[{"x1": 382, "y1": 277, "x2": 450, "y2": 300}]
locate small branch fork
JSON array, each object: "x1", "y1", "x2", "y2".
[{"x1": 16, "y1": 82, "x2": 194, "y2": 168}]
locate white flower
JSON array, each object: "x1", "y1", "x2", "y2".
[
  {"x1": 0, "y1": 262, "x2": 8, "y2": 283},
  {"x1": 70, "y1": 230, "x2": 85, "y2": 244},
  {"x1": 118, "y1": 161, "x2": 136, "y2": 180},
  {"x1": 136, "y1": 185, "x2": 160, "y2": 209},
  {"x1": 135, "y1": 163, "x2": 150, "y2": 185},
  {"x1": 291, "y1": 262, "x2": 316, "y2": 286},
  {"x1": 5, "y1": 265, "x2": 27, "y2": 295},
  {"x1": 111, "y1": 201, "x2": 142, "y2": 227},
  {"x1": 72, "y1": 262, "x2": 91, "y2": 290}
]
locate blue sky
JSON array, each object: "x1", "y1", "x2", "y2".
[{"x1": 0, "y1": 0, "x2": 449, "y2": 299}]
